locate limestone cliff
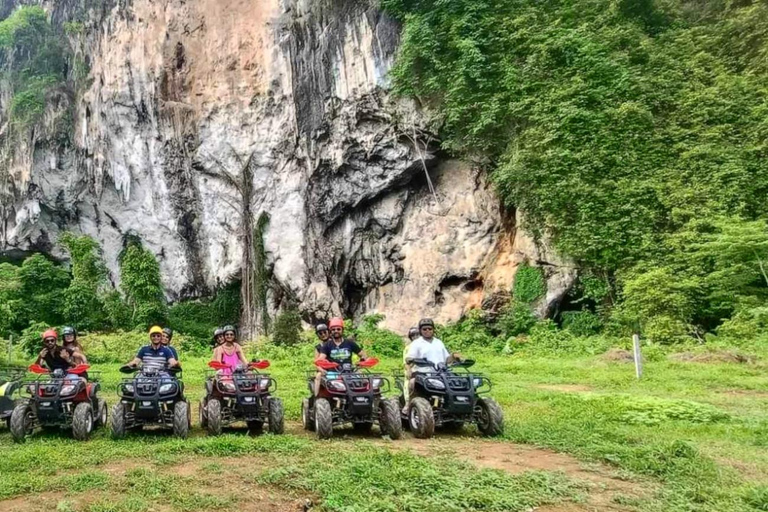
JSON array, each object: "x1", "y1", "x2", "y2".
[{"x1": 0, "y1": 0, "x2": 574, "y2": 333}]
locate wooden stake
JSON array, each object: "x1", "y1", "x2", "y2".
[{"x1": 632, "y1": 333, "x2": 643, "y2": 379}]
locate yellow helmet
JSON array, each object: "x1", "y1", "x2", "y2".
[{"x1": 149, "y1": 325, "x2": 164, "y2": 336}]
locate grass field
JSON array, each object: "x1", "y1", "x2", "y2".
[{"x1": 1, "y1": 344, "x2": 767, "y2": 512}]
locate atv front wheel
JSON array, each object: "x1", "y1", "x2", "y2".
[
  {"x1": 268, "y1": 398, "x2": 284, "y2": 434},
  {"x1": 173, "y1": 401, "x2": 190, "y2": 439},
  {"x1": 95, "y1": 398, "x2": 108, "y2": 428},
  {"x1": 10, "y1": 404, "x2": 34, "y2": 443},
  {"x1": 206, "y1": 399, "x2": 222, "y2": 435},
  {"x1": 314, "y1": 398, "x2": 333, "y2": 440},
  {"x1": 301, "y1": 398, "x2": 314, "y2": 431},
  {"x1": 409, "y1": 397, "x2": 435, "y2": 439},
  {"x1": 477, "y1": 398, "x2": 504, "y2": 437},
  {"x1": 73, "y1": 402, "x2": 94, "y2": 441},
  {"x1": 110, "y1": 403, "x2": 127, "y2": 439},
  {"x1": 380, "y1": 398, "x2": 402, "y2": 440}
]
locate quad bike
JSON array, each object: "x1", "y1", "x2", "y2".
[
  {"x1": 111, "y1": 364, "x2": 190, "y2": 438},
  {"x1": 200, "y1": 360, "x2": 284, "y2": 435},
  {"x1": 396, "y1": 358, "x2": 504, "y2": 439},
  {"x1": 302, "y1": 358, "x2": 402, "y2": 440},
  {"x1": 10, "y1": 364, "x2": 108, "y2": 442},
  {"x1": 0, "y1": 365, "x2": 26, "y2": 429}
]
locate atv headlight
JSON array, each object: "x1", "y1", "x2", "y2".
[
  {"x1": 60, "y1": 384, "x2": 77, "y2": 396},
  {"x1": 259, "y1": 378, "x2": 270, "y2": 391},
  {"x1": 26, "y1": 384, "x2": 35, "y2": 394},
  {"x1": 473, "y1": 378, "x2": 483, "y2": 388},
  {"x1": 124, "y1": 384, "x2": 134, "y2": 393},
  {"x1": 159, "y1": 383, "x2": 176, "y2": 394},
  {"x1": 426, "y1": 378, "x2": 446, "y2": 390},
  {"x1": 326, "y1": 379, "x2": 346, "y2": 392},
  {"x1": 371, "y1": 378, "x2": 382, "y2": 389},
  {"x1": 219, "y1": 380, "x2": 236, "y2": 393}
]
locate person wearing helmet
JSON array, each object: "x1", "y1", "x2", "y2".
[
  {"x1": 405, "y1": 318, "x2": 460, "y2": 410},
  {"x1": 161, "y1": 327, "x2": 178, "y2": 360},
  {"x1": 212, "y1": 325, "x2": 247, "y2": 375},
  {"x1": 61, "y1": 326, "x2": 88, "y2": 365},
  {"x1": 212, "y1": 328, "x2": 225, "y2": 348},
  {"x1": 401, "y1": 326, "x2": 420, "y2": 404},
  {"x1": 314, "y1": 317, "x2": 367, "y2": 396},
  {"x1": 35, "y1": 329, "x2": 74, "y2": 373},
  {"x1": 314, "y1": 323, "x2": 330, "y2": 360},
  {"x1": 124, "y1": 326, "x2": 179, "y2": 372}
]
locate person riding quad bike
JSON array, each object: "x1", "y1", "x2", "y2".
[
  {"x1": 401, "y1": 326, "x2": 420, "y2": 405},
  {"x1": 314, "y1": 323, "x2": 330, "y2": 360},
  {"x1": 302, "y1": 318, "x2": 402, "y2": 439},
  {"x1": 111, "y1": 326, "x2": 190, "y2": 438},
  {"x1": 10, "y1": 329, "x2": 107, "y2": 442},
  {"x1": 212, "y1": 328, "x2": 225, "y2": 348},
  {"x1": 396, "y1": 318, "x2": 504, "y2": 438},
  {"x1": 61, "y1": 326, "x2": 87, "y2": 365},
  {"x1": 0, "y1": 364, "x2": 26, "y2": 429},
  {"x1": 162, "y1": 328, "x2": 178, "y2": 360}
]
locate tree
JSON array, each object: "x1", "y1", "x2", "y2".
[
  {"x1": 119, "y1": 239, "x2": 167, "y2": 328},
  {"x1": 59, "y1": 233, "x2": 108, "y2": 330}
]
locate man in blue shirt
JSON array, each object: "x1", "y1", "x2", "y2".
[{"x1": 125, "y1": 326, "x2": 179, "y2": 372}]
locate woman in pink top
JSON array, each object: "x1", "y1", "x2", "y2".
[{"x1": 212, "y1": 325, "x2": 248, "y2": 375}]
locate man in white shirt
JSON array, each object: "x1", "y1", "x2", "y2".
[{"x1": 404, "y1": 318, "x2": 461, "y2": 411}]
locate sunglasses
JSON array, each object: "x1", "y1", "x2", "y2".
[
  {"x1": 44, "y1": 338, "x2": 57, "y2": 343},
  {"x1": 421, "y1": 327, "x2": 434, "y2": 331},
  {"x1": 330, "y1": 327, "x2": 343, "y2": 332},
  {"x1": 150, "y1": 334, "x2": 162, "y2": 338}
]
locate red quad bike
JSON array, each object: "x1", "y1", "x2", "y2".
[
  {"x1": 302, "y1": 358, "x2": 402, "y2": 440},
  {"x1": 200, "y1": 360, "x2": 284, "y2": 435},
  {"x1": 10, "y1": 364, "x2": 108, "y2": 443}
]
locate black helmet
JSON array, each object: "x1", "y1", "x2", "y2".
[
  {"x1": 62, "y1": 326, "x2": 76, "y2": 338},
  {"x1": 222, "y1": 325, "x2": 236, "y2": 335},
  {"x1": 315, "y1": 323, "x2": 328, "y2": 333},
  {"x1": 162, "y1": 327, "x2": 173, "y2": 340},
  {"x1": 408, "y1": 327, "x2": 419, "y2": 340},
  {"x1": 418, "y1": 318, "x2": 435, "y2": 329}
]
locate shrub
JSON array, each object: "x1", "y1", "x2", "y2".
[
  {"x1": 497, "y1": 301, "x2": 538, "y2": 337},
  {"x1": 513, "y1": 263, "x2": 546, "y2": 304},
  {"x1": 562, "y1": 311, "x2": 603, "y2": 337},
  {"x1": 354, "y1": 314, "x2": 404, "y2": 358},
  {"x1": 272, "y1": 307, "x2": 303, "y2": 347},
  {"x1": 644, "y1": 316, "x2": 691, "y2": 345}
]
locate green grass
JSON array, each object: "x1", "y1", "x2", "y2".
[{"x1": 1, "y1": 347, "x2": 767, "y2": 511}]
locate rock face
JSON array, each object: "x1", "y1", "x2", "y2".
[{"x1": 0, "y1": 0, "x2": 574, "y2": 333}]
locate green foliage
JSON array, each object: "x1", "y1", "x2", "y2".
[
  {"x1": 272, "y1": 307, "x2": 302, "y2": 347},
  {"x1": 513, "y1": 263, "x2": 546, "y2": 304},
  {"x1": 59, "y1": 233, "x2": 108, "y2": 330},
  {"x1": 561, "y1": 310, "x2": 603, "y2": 337},
  {"x1": 167, "y1": 282, "x2": 241, "y2": 351},
  {"x1": 384, "y1": 0, "x2": 768, "y2": 339},
  {"x1": 599, "y1": 395, "x2": 730, "y2": 426},
  {"x1": 17, "y1": 321, "x2": 50, "y2": 356},
  {"x1": 353, "y1": 314, "x2": 404, "y2": 357},
  {"x1": 438, "y1": 309, "x2": 504, "y2": 353},
  {"x1": 0, "y1": 6, "x2": 68, "y2": 129},
  {"x1": 497, "y1": 301, "x2": 538, "y2": 338},
  {"x1": 119, "y1": 239, "x2": 167, "y2": 329}
]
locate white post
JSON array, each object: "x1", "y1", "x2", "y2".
[{"x1": 632, "y1": 333, "x2": 643, "y2": 379}]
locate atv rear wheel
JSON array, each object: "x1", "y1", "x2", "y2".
[
  {"x1": 199, "y1": 399, "x2": 208, "y2": 429},
  {"x1": 314, "y1": 398, "x2": 333, "y2": 440},
  {"x1": 301, "y1": 398, "x2": 314, "y2": 431},
  {"x1": 268, "y1": 398, "x2": 284, "y2": 434},
  {"x1": 477, "y1": 398, "x2": 504, "y2": 437},
  {"x1": 110, "y1": 403, "x2": 127, "y2": 439},
  {"x1": 173, "y1": 401, "x2": 190, "y2": 439},
  {"x1": 95, "y1": 398, "x2": 108, "y2": 428},
  {"x1": 10, "y1": 404, "x2": 34, "y2": 443},
  {"x1": 206, "y1": 399, "x2": 222, "y2": 435},
  {"x1": 380, "y1": 398, "x2": 402, "y2": 440},
  {"x1": 409, "y1": 397, "x2": 435, "y2": 439},
  {"x1": 73, "y1": 402, "x2": 94, "y2": 441}
]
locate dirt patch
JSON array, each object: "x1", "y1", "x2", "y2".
[
  {"x1": 602, "y1": 349, "x2": 634, "y2": 363},
  {"x1": 385, "y1": 437, "x2": 651, "y2": 511},
  {"x1": 535, "y1": 384, "x2": 593, "y2": 393},
  {"x1": 668, "y1": 351, "x2": 756, "y2": 364}
]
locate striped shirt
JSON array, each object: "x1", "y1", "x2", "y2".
[{"x1": 136, "y1": 345, "x2": 174, "y2": 372}]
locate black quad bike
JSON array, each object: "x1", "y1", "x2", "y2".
[
  {"x1": 302, "y1": 358, "x2": 402, "y2": 440},
  {"x1": 111, "y1": 364, "x2": 190, "y2": 438},
  {"x1": 0, "y1": 365, "x2": 26, "y2": 429},
  {"x1": 10, "y1": 364, "x2": 108, "y2": 442},
  {"x1": 200, "y1": 360, "x2": 284, "y2": 435},
  {"x1": 396, "y1": 358, "x2": 504, "y2": 439}
]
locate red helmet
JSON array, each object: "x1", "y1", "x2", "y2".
[
  {"x1": 41, "y1": 329, "x2": 58, "y2": 340},
  {"x1": 328, "y1": 317, "x2": 344, "y2": 329}
]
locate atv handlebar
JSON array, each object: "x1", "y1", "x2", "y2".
[
  {"x1": 407, "y1": 358, "x2": 475, "y2": 371},
  {"x1": 27, "y1": 363, "x2": 90, "y2": 375},
  {"x1": 314, "y1": 357, "x2": 379, "y2": 371},
  {"x1": 208, "y1": 360, "x2": 270, "y2": 371}
]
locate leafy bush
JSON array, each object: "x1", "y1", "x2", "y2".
[
  {"x1": 513, "y1": 264, "x2": 546, "y2": 304},
  {"x1": 167, "y1": 283, "x2": 241, "y2": 351},
  {"x1": 438, "y1": 310, "x2": 504, "y2": 353},
  {"x1": 272, "y1": 307, "x2": 302, "y2": 347},
  {"x1": 562, "y1": 311, "x2": 603, "y2": 337},
  {"x1": 644, "y1": 316, "x2": 691, "y2": 345},
  {"x1": 497, "y1": 301, "x2": 538, "y2": 337},
  {"x1": 597, "y1": 396, "x2": 730, "y2": 426},
  {"x1": 353, "y1": 314, "x2": 404, "y2": 358},
  {"x1": 516, "y1": 320, "x2": 612, "y2": 356},
  {"x1": 119, "y1": 240, "x2": 167, "y2": 329}
]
